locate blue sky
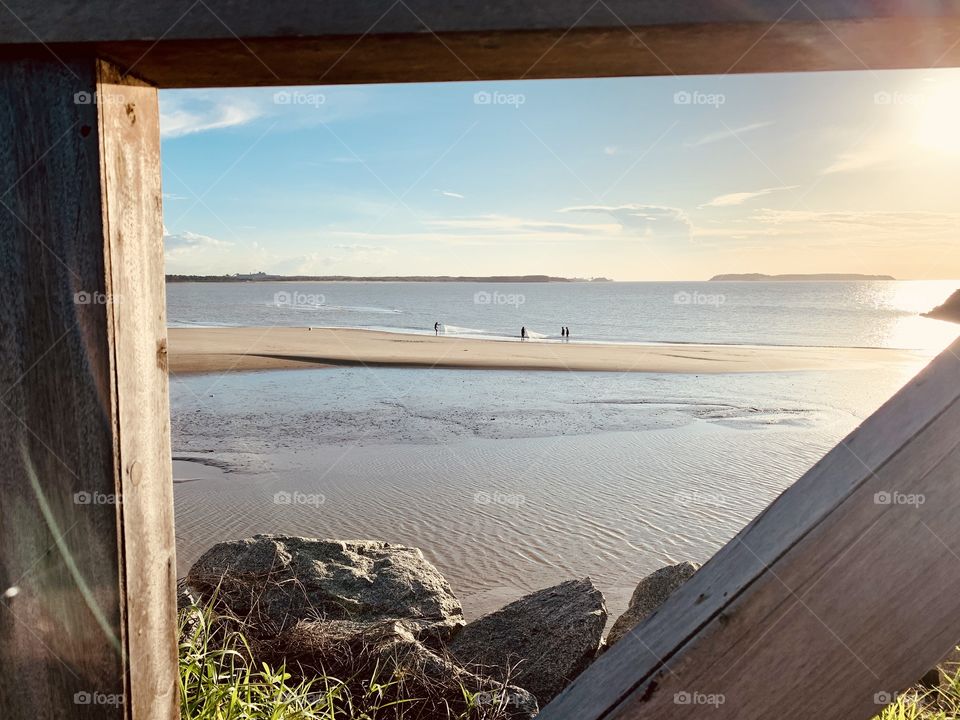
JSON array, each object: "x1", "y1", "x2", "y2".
[{"x1": 160, "y1": 68, "x2": 960, "y2": 280}]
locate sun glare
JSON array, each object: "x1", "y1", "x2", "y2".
[{"x1": 913, "y1": 77, "x2": 960, "y2": 155}]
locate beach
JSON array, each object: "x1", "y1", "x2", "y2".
[
  {"x1": 167, "y1": 326, "x2": 924, "y2": 375},
  {"x1": 165, "y1": 281, "x2": 953, "y2": 623}
]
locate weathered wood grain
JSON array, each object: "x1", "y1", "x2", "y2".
[
  {"x1": 0, "y1": 55, "x2": 126, "y2": 720},
  {"x1": 541, "y1": 336, "x2": 960, "y2": 719},
  {"x1": 0, "y1": 56, "x2": 175, "y2": 719},
  {"x1": 0, "y1": 2, "x2": 959, "y2": 87},
  {"x1": 96, "y1": 61, "x2": 177, "y2": 720},
  {"x1": 0, "y1": 1, "x2": 956, "y2": 44}
]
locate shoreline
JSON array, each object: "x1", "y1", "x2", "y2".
[{"x1": 167, "y1": 326, "x2": 924, "y2": 375}]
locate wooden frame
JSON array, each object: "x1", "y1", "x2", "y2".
[
  {"x1": 0, "y1": 56, "x2": 174, "y2": 719},
  {"x1": 0, "y1": 2, "x2": 958, "y2": 719},
  {"x1": 2, "y1": 1, "x2": 960, "y2": 86}
]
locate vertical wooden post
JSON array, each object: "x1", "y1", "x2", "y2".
[{"x1": 0, "y1": 57, "x2": 176, "y2": 719}]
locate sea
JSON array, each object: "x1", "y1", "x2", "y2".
[{"x1": 167, "y1": 280, "x2": 959, "y2": 622}]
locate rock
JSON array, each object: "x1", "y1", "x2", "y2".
[
  {"x1": 606, "y1": 561, "x2": 700, "y2": 648},
  {"x1": 923, "y1": 288, "x2": 960, "y2": 323},
  {"x1": 271, "y1": 618, "x2": 538, "y2": 719},
  {"x1": 186, "y1": 535, "x2": 464, "y2": 642},
  {"x1": 448, "y1": 578, "x2": 606, "y2": 705},
  {"x1": 176, "y1": 577, "x2": 201, "y2": 613},
  {"x1": 176, "y1": 578, "x2": 204, "y2": 638}
]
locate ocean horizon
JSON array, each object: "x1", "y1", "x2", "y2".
[{"x1": 167, "y1": 279, "x2": 960, "y2": 352}]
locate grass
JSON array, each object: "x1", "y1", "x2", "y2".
[
  {"x1": 873, "y1": 660, "x2": 960, "y2": 720},
  {"x1": 181, "y1": 599, "x2": 960, "y2": 720},
  {"x1": 178, "y1": 603, "x2": 525, "y2": 720}
]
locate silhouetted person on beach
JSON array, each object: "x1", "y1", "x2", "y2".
[
  {"x1": 521, "y1": 326, "x2": 527, "y2": 342},
  {"x1": 566, "y1": 326, "x2": 571, "y2": 340},
  {"x1": 434, "y1": 321, "x2": 439, "y2": 336}
]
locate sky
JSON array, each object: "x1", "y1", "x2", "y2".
[{"x1": 160, "y1": 68, "x2": 960, "y2": 281}]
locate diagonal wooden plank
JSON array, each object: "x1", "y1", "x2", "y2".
[{"x1": 540, "y1": 337, "x2": 960, "y2": 719}]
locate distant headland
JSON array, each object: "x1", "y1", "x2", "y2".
[
  {"x1": 709, "y1": 273, "x2": 896, "y2": 281},
  {"x1": 165, "y1": 272, "x2": 613, "y2": 283},
  {"x1": 922, "y1": 288, "x2": 960, "y2": 324}
]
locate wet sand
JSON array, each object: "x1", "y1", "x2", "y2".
[
  {"x1": 170, "y1": 358, "x2": 928, "y2": 622},
  {"x1": 168, "y1": 326, "x2": 922, "y2": 375}
]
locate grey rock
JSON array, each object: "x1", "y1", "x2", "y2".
[
  {"x1": 606, "y1": 561, "x2": 700, "y2": 648},
  {"x1": 176, "y1": 578, "x2": 203, "y2": 639},
  {"x1": 186, "y1": 535, "x2": 464, "y2": 642},
  {"x1": 449, "y1": 578, "x2": 607, "y2": 705},
  {"x1": 176, "y1": 577, "x2": 201, "y2": 613},
  {"x1": 273, "y1": 618, "x2": 538, "y2": 719}
]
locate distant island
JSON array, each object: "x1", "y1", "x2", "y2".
[
  {"x1": 166, "y1": 272, "x2": 612, "y2": 283},
  {"x1": 709, "y1": 273, "x2": 896, "y2": 281}
]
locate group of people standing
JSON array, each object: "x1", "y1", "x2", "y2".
[
  {"x1": 434, "y1": 321, "x2": 571, "y2": 342},
  {"x1": 518, "y1": 326, "x2": 571, "y2": 341}
]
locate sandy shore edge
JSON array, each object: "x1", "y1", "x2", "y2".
[{"x1": 166, "y1": 326, "x2": 925, "y2": 375}]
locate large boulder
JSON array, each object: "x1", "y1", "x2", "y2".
[
  {"x1": 449, "y1": 578, "x2": 606, "y2": 705},
  {"x1": 186, "y1": 535, "x2": 464, "y2": 642},
  {"x1": 270, "y1": 618, "x2": 538, "y2": 719},
  {"x1": 606, "y1": 561, "x2": 700, "y2": 647}
]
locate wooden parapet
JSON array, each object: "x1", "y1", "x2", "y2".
[
  {"x1": 0, "y1": 2, "x2": 958, "y2": 86},
  {"x1": 0, "y1": 57, "x2": 175, "y2": 719}
]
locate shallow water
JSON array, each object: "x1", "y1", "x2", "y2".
[
  {"x1": 166, "y1": 279, "x2": 960, "y2": 351},
  {"x1": 171, "y1": 359, "x2": 926, "y2": 621}
]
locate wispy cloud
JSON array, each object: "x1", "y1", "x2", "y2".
[
  {"x1": 163, "y1": 230, "x2": 232, "y2": 256},
  {"x1": 560, "y1": 204, "x2": 692, "y2": 239},
  {"x1": 161, "y1": 95, "x2": 263, "y2": 138},
  {"x1": 747, "y1": 208, "x2": 960, "y2": 245},
  {"x1": 424, "y1": 214, "x2": 617, "y2": 236},
  {"x1": 701, "y1": 185, "x2": 798, "y2": 207},
  {"x1": 685, "y1": 121, "x2": 773, "y2": 148},
  {"x1": 439, "y1": 190, "x2": 465, "y2": 199},
  {"x1": 821, "y1": 142, "x2": 894, "y2": 175},
  {"x1": 160, "y1": 87, "x2": 373, "y2": 139}
]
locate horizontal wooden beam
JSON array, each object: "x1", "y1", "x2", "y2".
[
  {"x1": 0, "y1": 2, "x2": 959, "y2": 87},
  {"x1": 540, "y1": 336, "x2": 960, "y2": 719},
  {"x1": 4, "y1": 1, "x2": 959, "y2": 44}
]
